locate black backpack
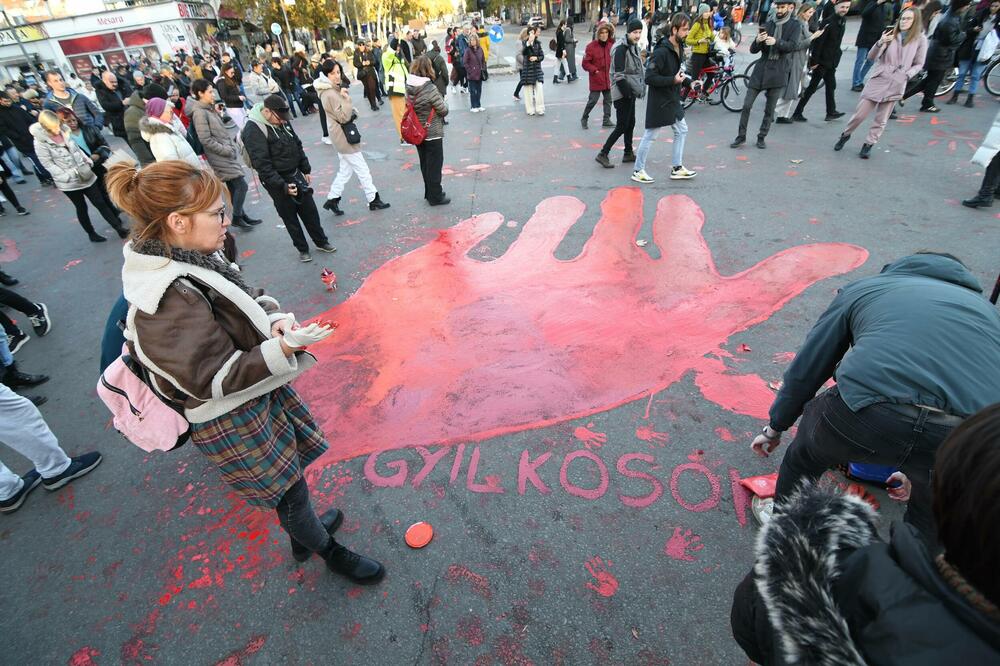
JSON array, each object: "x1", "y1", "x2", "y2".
[{"x1": 185, "y1": 121, "x2": 205, "y2": 156}]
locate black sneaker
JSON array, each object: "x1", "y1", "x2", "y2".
[
  {"x1": 0, "y1": 469, "x2": 41, "y2": 513},
  {"x1": 791, "y1": 114, "x2": 807, "y2": 122},
  {"x1": 316, "y1": 244, "x2": 337, "y2": 253},
  {"x1": 0, "y1": 270, "x2": 17, "y2": 286},
  {"x1": 243, "y1": 216, "x2": 264, "y2": 226},
  {"x1": 7, "y1": 329, "x2": 28, "y2": 354},
  {"x1": 825, "y1": 111, "x2": 845, "y2": 121},
  {"x1": 290, "y1": 508, "x2": 344, "y2": 562},
  {"x1": 42, "y1": 452, "x2": 102, "y2": 491},
  {"x1": 28, "y1": 303, "x2": 51, "y2": 337},
  {"x1": 756, "y1": 136, "x2": 767, "y2": 149},
  {"x1": 16, "y1": 207, "x2": 29, "y2": 216},
  {"x1": 299, "y1": 252, "x2": 313, "y2": 263},
  {"x1": 730, "y1": 135, "x2": 746, "y2": 148},
  {"x1": 775, "y1": 117, "x2": 793, "y2": 124},
  {"x1": 595, "y1": 153, "x2": 613, "y2": 168},
  {"x1": 324, "y1": 541, "x2": 386, "y2": 584}
]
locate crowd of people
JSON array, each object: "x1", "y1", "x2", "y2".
[{"x1": 0, "y1": 10, "x2": 998, "y2": 662}]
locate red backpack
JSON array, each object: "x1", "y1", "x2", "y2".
[{"x1": 400, "y1": 99, "x2": 435, "y2": 145}]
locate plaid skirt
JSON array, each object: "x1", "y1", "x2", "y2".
[{"x1": 190, "y1": 385, "x2": 328, "y2": 508}]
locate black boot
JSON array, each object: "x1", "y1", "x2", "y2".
[
  {"x1": 289, "y1": 508, "x2": 344, "y2": 562},
  {"x1": 369, "y1": 193, "x2": 390, "y2": 211},
  {"x1": 946, "y1": 90, "x2": 960, "y2": 105},
  {"x1": 859, "y1": 143, "x2": 872, "y2": 159},
  {"x1": 1, "y1": 362, "x2": 49, "y2": 389},
  {"x1": 0, "y1": 270, "x2": 18, "y2": 286},
  {"x1": 962, "y1": 192, "x2": 994, "y2": 208},
  {"x1": 834, "y1": 133, "x2": 850, "y2": 151},
  {"x1": 323, "y1": 539, "x2": 386, "y2": 584},
  {"x1": 323, "y1": 197, "x2": 345, "y2": 216},
  {"x1": 231, "y1": 217, "x2": 253, "y2": 229},
  {"x1": 112, "y1": 223, "x2": 130, "y2": 239},
  {"x1": 965, "y1": 93, "x2": 976, "y2": 108},
  {"x1": 88, "y1": 232, "x2": 107, "y2": 243}
]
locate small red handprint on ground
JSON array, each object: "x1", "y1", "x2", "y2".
[
  {"x1": 635, "y1": 425, "x2": 670, "y2": 445},
  {"x1": 584, "y1": 556, "x2": 619, "y2": 597},
  {"x1": 573, "y1": 423, "x2": 607, "y2": 449},
  {"x1": 664, "y1": 527, "x2": 705, "y2": 562},
  {"x1": 296, "y1": 188, "x2": 867, "y2": 464}
]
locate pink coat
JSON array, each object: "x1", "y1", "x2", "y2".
[{"x1": 862, "y1": 34, "x2": 928, "y2": 103}]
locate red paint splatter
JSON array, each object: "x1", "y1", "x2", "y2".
[
  {"x1": 772, "y1": 351, "x2": 796, "y2": 363},
  {"x1": 729, "y1": 468, "x2": 751, "y2": 527},
  {"x1": 0, "y1": 237, "x2": 20, "y2": 262},
  {"x1": 295, "y1": 189, "x2": 867, "y2": 464},
  {"x1": 785, "y1": 170, "x2": 798, "y2": 177},
  {"x1": 341, "y1": 622, "x2": 362, "y2": 640},
  {"x1": 121, "y1": 609, "x2": 160, "y2": 665},
  {"x1": 63, "y1": 259, "x2": 83, "y2": 271},
  {"x1": 456, "y1": 615, "x2": 486, "y2": 646},
  {"x1": 714, "y1": 427, "x2": 736, "y2": 442},
  {"x1": 583, "y1": 556, "x2": 618, "y2": 597},
  {"x1": 445, "y1": 564, "x2": 493, "y2": 599},
  {"x1": 663, "y1": 527, "x2": 704, "y2": 561},
  {"x1": 68, "y1": 647, "x2": 100, "y2": 666},
  {"x1": 635, "y1": 424, "x2": 669, "y2": 444},
  {"x1": 572, "y1": 423, "x2": 607, "y2": 449},
  {"x1": 692, "y1": 357, "x2": 774, "y2": 420},
  {"x1": 213, "y1": 635, "x2": 267, "y2": 666},
  {"x1": 466, "y1": 163, "x2": 491, "y2": 171},
  {"x1": 239, "y1": 249, "x2": 256, "y2": 258}
]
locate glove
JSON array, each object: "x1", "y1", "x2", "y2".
[{"x1": 281, "y1": 322, "x2": 334, "y2": 349}]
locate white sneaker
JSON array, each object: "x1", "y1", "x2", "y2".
[
  {"x1": 631, "y1": 169, "x2": 654, "y2": 184},
  {"x1": 460, "y1": 87, "x2": 468, "y2": 94},
  {"x1": 537, "y1": 110, "x2": 545, "y2": 115},
  {"x1": 670, "y1": 165, "x2": 697, "y2": 179},
  {"x1": 322, "y1": 137, "x2": 332, "y2": 145}
]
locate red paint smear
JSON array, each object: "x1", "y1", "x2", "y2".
[
  {"x1": 63, "y1": 259, "x2": 83, "y2": 271},
  {"x1": 663, "y1": 526, "x2": 704, "y2": 561},
  {"x1": 714, "y1": 427, "x2": 736, "y2": 442},
  {"x1": 295, "y1": 189, "x2": 867, "y2": 465},
  {"x1": 784, "y1": 170, "x2": 798, "y2": 177},
  {"x1": 0, "y1": 237, "x2": 21, "y2": 263},
  {"x1": 68, "y1": 647, "x2": 100, "y2": 666},
  {"x1": 240, "y1": 249, "x2": 256, "y2": 258},
  {"x1": 456, "y1": 615, "x2": 486, "y2": 646},
  {"x1": 445, "y1": 564, "x2": 492, "y2": 599},
  {"x1": 693, "y1": 357, "x2": 774, "y2": 420},
  {"x1": 213, "y1": 635, "x2": 267, "y2": 666},
  {"x1": 341, "y1": 622, "x2": 362, "y2": 640},
  {"x1": 121, "y1": 609, "x2": 160, "y2": 665},
  {"x1": 583, "y1": 556, "x2": 619, "y2": 597}
]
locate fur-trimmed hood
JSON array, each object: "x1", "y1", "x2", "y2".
[
  {"x1": 138, "y1": 115, "x2": 180, "y2": 136},
  {"x1": 753, "y1": 484, "x2": 877, "y2": 665}
]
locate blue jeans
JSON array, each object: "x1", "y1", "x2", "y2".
[
  {"x1": 634, "y1": 118, "x2": 689, "y2": 172},
  {"x1": 956, "y1": 58, "x2": 986, "y2": 94},
  {"x1": 0, "y1": 331, "x2": 12, "y2": 368},
  {"x1": 2, "y1": 147, "x2": 25, "y2": 181},
  {"x1": 469, "y1": 79, "x2": 483, "y2": 108},
  {"x1": 852, "y1": 47, "x2": 874, "y2": 87}
]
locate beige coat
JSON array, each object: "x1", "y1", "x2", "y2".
[{"x1": 315, "y1": 74, "x2": 360, "y2": 155}]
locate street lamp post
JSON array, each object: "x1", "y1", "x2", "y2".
[
  {"x1": 0, "y1": 9, "x2": 46, "y2": 86},
  {"x1": 281, "y1": 0, "x2": 295, "y2": 53}
]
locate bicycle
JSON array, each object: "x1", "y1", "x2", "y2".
[
  {"x1": 743, "y1": 58, "x2": 826, "y2": 91},
  {"x1": 680, "y1": 59, "x2": 751, "y2": 112},
  {"x1": 935, "y1": 51, "x2": 1000, "y2": 97}
]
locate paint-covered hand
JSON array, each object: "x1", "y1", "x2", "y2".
[{"x1": 297, "y1": 188, "x2": 867, "y2": 463}]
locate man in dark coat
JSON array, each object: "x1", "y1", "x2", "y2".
[
  {"x1": 792, "y1": 0, "x2": 851, "y2": 121},
  {"x1": 0, "y1": 92, "x2": 53, "y2": 184},
  {"x1": 241, "y1": 95, "x2": 335, "y2": 262},
  {"x1": 95, "y1": 71, "x2": 127, "y2": 138},
  {"x1": 851, "y1": 0, "x2": 896, "y2": 89},
  {"x1": 903, "y1": 0, "x2": 972, "y2": 111},
  {"x1": 581, "y1": 22, "x2": 615, "y2": 129},
  {"x1": 749, "y1": 252, "x2": 1000, "y2": 544},
  {"x1": 41, "y1": 70, "x2": 103, "y2": 130},
  {"x1": 732, "y1": 0, "x2": 802, "y2": 149}
]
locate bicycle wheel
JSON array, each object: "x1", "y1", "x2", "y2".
[
  {"x1": 732, "y1": 27, "x2": 743, "y2": 46},
  {"x1": 722, "y1": 74, "x2": 751, "y2": 111},
  {"x1": 935, "y1": 66, "x2": 958, "y2": 97},
  {"x1": 984, "y1": 59, "x2": 1000, "y2": 96},
  {"x1": 707, "y1": 80, "x2": 725, "y2": 105},
  {"x1": 681, "y1": 83, "x2": 697, "y2": 109},
  {"x1": 743, "y1": 59, "x2": 758, "y2": 77}
]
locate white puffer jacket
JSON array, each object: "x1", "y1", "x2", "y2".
[
  {"x1": 30, "y1": 122, "x2": 97, "y2": 192},
  {"x1": 139, "y1": 116, "x2": 202, "y2": 169}
]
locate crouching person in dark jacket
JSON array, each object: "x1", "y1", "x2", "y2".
[
  {"x1": 749, "y1": 252, "x2": 1000, "y2": 546},
  {"x1": 241, "y1": 95, "x2": 336, "y2": 263},
  {"x1": 731, "y1": 404, "x2": 1000, "y2": 665}
]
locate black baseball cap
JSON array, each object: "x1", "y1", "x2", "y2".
[{"x1": 263, "y1": 94, "x2": 292, "y2": 121}]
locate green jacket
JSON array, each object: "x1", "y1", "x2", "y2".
[{"x1": 770, "y1": 254, "x2": 1000, "y2": 430}]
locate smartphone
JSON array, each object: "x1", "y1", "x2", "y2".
[{"x1": 758, "y1": 27, "x2": 767, "y2": 34}]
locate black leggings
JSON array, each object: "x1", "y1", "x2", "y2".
[
  {"x1": 602, "y1": 97, "x2": 637, "y2": 155},
  {"x1": 0, "y1": 181, "x2": 22, "y2": 210},
  {"x1": 63, "y1": 180, "x2": 122, "y2": 236},
  {"x1": 0, "y1": 286, "x2": 41, "y2": 336},
  {"x1": 275, "y1": 478, "x2": 331, "y2": 555}
]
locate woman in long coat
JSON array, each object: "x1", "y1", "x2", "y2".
[
  {"x1": 521, "y1": 27, "x2": 546, "y2": 115},
  {"x1": 775, "y1": 3, "x2": 823, "y2": 121},
  {"x1": 836, "y1": 7, "x2": 927, "y2": 158}
]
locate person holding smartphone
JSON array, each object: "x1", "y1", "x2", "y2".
[
  {"x1": 791, "y1": 0, "x2": 851, "y2": 122},
  {"x1": 835, "y1": 8, "x2": 927, "y2": 158},
  {"x1": 731, "y1": 0, "x2": 803, "y2": 149}
]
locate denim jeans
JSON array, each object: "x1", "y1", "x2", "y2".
[
  {"x1": 2, "y1": 146, "x2": 25, "y2": 180},
  {"x1": 955, "y1": 58, "x2": 986, "y2": 94},
  {"x1": 852, "y1": 47, "x2": 874, "y2": 87},
  {"x1": 469, "y1": 79, "x2": 483, "y2": 108},
  {"x1": 774, "y1": 386, "x2": 955, "y2": 546},
  {"x1": 275, "y1": 477, "x2": 332, "y2": 555},
  {"x1": 635, "y1": 118, "x2": 688, "y2": 172},
  {"x1": 225, "y1": 176, "x2": 248, "y2": 221},
  {"x1": 0, "y1": 329, "x2": 11, "y2": 367}
]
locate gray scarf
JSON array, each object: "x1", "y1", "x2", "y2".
[
  {"x1": 132, "y1": 238, "x2": 253, "y2": 297},
  {"x1": 769, "y1": 13, "x2": 792, "y2": 60}
]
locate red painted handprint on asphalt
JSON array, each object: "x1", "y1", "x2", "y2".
[
  {"x1": 573, "y1": 423, "x2": 608, "y2": 450},
  {"x1": 296, "y1": 188, "x2": 868, "y2": 464},
  {"x1": 584, "y1": 556, "x2": 619, "y2": 597},
  {"x1": 664, "y1": 527, "x2": 705, "y2": 562}
]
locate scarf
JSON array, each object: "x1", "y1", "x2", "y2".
[
  {"x1": 769, "y1": 12, "x2": 792, "y2": 60},
  {"x1": 132, "y1": 238, "x2": 254, "y2": 297},
  {"x1": 935, "y1": 554, "x2": 1000, "y2": 623}
]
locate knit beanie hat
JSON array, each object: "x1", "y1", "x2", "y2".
[
  {"x1": 627, "y1": 18, "x2": 644, "y2": 32},
  {"x1": 145, "y1": 96, "x2": 167, "y2": 117},
  {"x1": 698, "y1": 3, "x2": 711, "y2": 13}
]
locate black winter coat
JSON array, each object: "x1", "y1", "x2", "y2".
[
  {"x1": 955, "y1": 9, "x2": 990, "y2": 62},
  {"x1": 926, "y1": 10, "x2": 968, "y2": 70},
  {"x1": 857, "y1": 0, "x2": 895, "y2": 49},
  {"x1": 747, "y1": 18, "x2": 802, "y2": 89},
  {"x1": 241, "y1": 118, "x2": 310, "y2": 192},
  {"x1": 521, "y1": 40, "x2": 545, "y2": 84},
  {"x1": 0, "y1": 104, "x2": 37, "y2": 153},
  {"x1": 809, "y1": 12, "x2": 848, "y2": 69},
  {"x1": 95, "y1": 81, "x2": 126, "y2": 136},
  {"x1": 644, "y1": 37, "x2": 685, "y2": 128},
  {"x1": 217, "y1": 77, "x2": 243, "y2": 108},
  {"x1": 730, "y1": 485, "x2": 1000, "y2": 666}
]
